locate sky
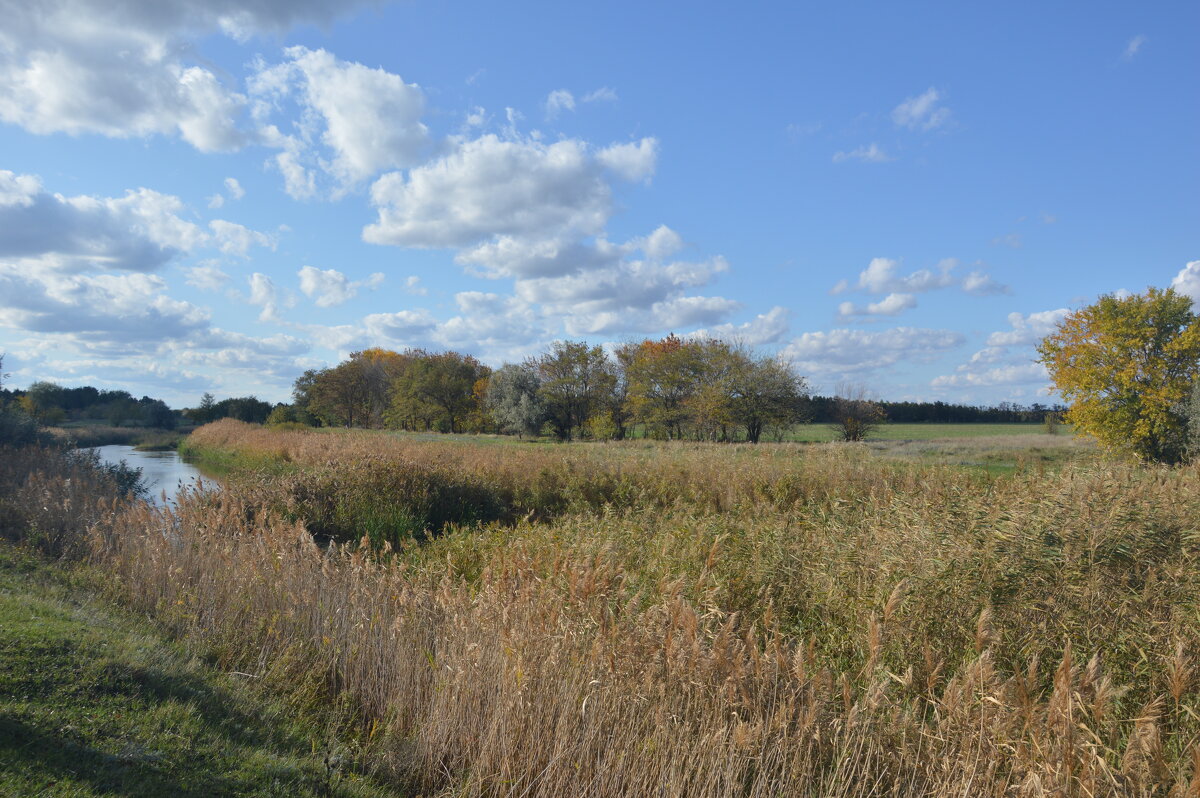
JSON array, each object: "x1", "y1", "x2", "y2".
[{"x1": 0, "y1": 0, "x2": 1196, "y2": 407}]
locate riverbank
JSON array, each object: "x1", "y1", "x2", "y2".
[{"x1": 0, "y1": 543, "x2": 400, "y2": 797}]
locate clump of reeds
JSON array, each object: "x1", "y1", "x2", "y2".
[{"x1": 6, "y1": 427, "x2": 1200, "y2": 794}]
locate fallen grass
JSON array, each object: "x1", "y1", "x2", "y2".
[{"x1": 0, "y1": 544, "x2": 401, "y2": 797}]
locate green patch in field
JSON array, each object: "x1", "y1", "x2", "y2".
[{"x1": 0, "y1": 545, "x2": 401, "y2": 798}]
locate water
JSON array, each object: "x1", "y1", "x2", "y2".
[{"x1": 89, "y1": 445, "x2": 218, "y2": 506}]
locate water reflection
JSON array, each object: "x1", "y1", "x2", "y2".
[{"x1": 89, "y1": 444, "x2": 218, "y2": 506}]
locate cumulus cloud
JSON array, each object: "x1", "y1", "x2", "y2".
[
  {"x1": 596, "y1": 138, "x2": 658, "y2": 182},
  {"x1": 297, "y1": 265, "x2": 384, "y2": 307},
  {"x1": 688, "y1": 306, "x2": 792, "y2": 346},
  {"x1": 208, "y1": 219, "x2": 276, "y2": 256},
  {"x1": 837, "y1": 292, "x2": 917, "y2": 319},
  {"x1": 247, "y1": 272, "x2": 286, "y2": 321},
  {"x1": 931, "y1": 362, "x2": 1049, "y2": 389},
  {"x1": 364, "y1": 135, "x2": 618, "y2": 248},
  {"x1": 184, "y1": 261, "x2": 230, "y2": 291},
  {"x1": 1170, "y1": 260, "x2": 1200, "y2": 304},
  {"x1": 250, "y1": 47, "x2": 429, "y2": 190},
  {"x1": 832, "y1": 143, "x2": 890, "y2": 163},
  {"x1": 834, "y1": 257, "x2": 1008, "y2": 298},
  {"x1": 0, "y1": 169, "x2": 273, "y2": 273},
  {"x1": 781, "y1": 327, "x2": 964, "y2": 374},
  {"x1": 986, "y1": 309, "x2": 1070, "y2": 347},
  {"x1": 892, "y1": 88, "x2": 951, "y2": 131},
  {"x1": 931, "y1": 307, "x2": 1069, "y2": 393},
  {"x1": 0, "y1": 0, "x2": 371, "y2": 153}
]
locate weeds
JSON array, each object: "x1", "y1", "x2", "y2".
[{"x1": 3, "y1": 426, "x2": 1199, "y2": 795}]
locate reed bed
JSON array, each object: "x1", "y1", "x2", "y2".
[{"x1": 4, "y1": 430, "x2": 1200, "y2": 795}]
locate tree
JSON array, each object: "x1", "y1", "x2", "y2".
[
  {"x1": 390, "y1": 351, "x2": 489, "y2": 433},
  {"x1": 536, "y1": 341, "x2": 615, "y2": 441},
  {"x1": 831, "y1": 384, "x2": 886, "y2": 442},
  {"x1": 1038, "y1": 287, "x2": 1200, "y2": 464},
  {"x1": 730, "y1": 352, "x2": 809, "y2": 443},
  {"x1": 486, "y1": 363, "x2": 546, "y2": 438}
]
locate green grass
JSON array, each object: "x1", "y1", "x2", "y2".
[
  {"x1": 784, "y1": 422, "x2": 1060, "y2": 442},
  {"x1": 0, "y1": 544, "x2": 401, "y2": 798}
]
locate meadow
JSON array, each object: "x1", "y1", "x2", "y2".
[{"x1": 2, "y1": 421, "x2": 1198, "y2": 796}]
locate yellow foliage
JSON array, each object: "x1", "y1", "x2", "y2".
[{"x1": 1038, "y1": 287, "x2": 1200, "y2": 463}]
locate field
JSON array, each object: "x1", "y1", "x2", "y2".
[{"x1": 3, "y1": 422, "x2": 1199, "y2": 796}]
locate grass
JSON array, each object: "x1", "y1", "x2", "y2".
[
  {"x1": 0, "y1": 544, "x2": 401, "y2": 797},
  {"x1": 4, "y1": 429, "x2": 1198, "y2": 795}
]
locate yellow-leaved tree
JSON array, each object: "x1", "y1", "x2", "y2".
[{"x1": 1037, "y1": 287, "x2": 1200, "y2": 463}]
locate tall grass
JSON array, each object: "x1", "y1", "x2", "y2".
[{"x1": 5, "y1": 427, "x2": 1200, "y2": 795}]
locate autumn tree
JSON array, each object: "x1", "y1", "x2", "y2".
[
  {"x1": 1038, "y1": 287, "x2": 1200, "y2": 464},
  {"x1": 624, "y1": 334, "x2": 696, "y2": 439},
  {"x1": 389, "y1": 351, "x2": 489, "y2": 433},
  {"x1": 535, "y1": 341, "x2": 616, "y2": 441},
  {"x1": 831, "y1": 384, "x2": 886, "y2": 442}
]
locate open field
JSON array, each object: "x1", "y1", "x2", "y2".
[{"x1": 4, "y1": 425, "x2": 1199, "y2": 795}]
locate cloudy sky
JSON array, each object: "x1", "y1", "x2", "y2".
[{"x1": 1, "y1": 0, "x2": 1196, "y2": 406}]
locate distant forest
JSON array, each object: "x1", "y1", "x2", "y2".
[{"x1": 2, "y1": 377, "x2": 1063, "y2": 434}]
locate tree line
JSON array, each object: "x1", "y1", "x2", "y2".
[{"x1": 287, "y1": 337, "x2": 809, "y2": 443}]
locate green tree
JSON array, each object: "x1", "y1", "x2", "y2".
[
  {"x1": 1038, "y1": 287, "x2": 1200, "y2": 463},
  {"x1": 485, "y1": 363, "x2": 545, "y2": 438},
  {"x1": 536, "y1": 341, "x2": 615, "y2": 441},
  {"x1": 389, "y1": 351, "x2": 489, "y2": 433}
]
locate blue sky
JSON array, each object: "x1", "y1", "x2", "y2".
[{"x1": 1, "y1": 0, "x2": 1196, "y2": 406}]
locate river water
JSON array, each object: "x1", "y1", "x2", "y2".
[{"x1": 89, "y1": 444, "x2": 218, "y2": 506}]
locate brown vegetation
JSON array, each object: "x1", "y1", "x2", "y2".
[{"x1": 3, "y1": 426, "x2": 1200, "y2": 795}]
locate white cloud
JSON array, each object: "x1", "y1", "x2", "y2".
[
  {"x1": 0, "y1": 174, "x2": 206, "y2": 272},
  {"x1": 1123, "y1": 34, "x2": 1147, "y2": 60},
  {"x1": 208, "y1": 219, "x2": 275, "y2": 256},
  {"x1": 184, "y1": 261, "x2": 229, "y2": 291},
  {"x1": 404, "y1": 275, "x2": 428, "y2": 296},
  {"x1": 962, "y1": 270, "x2": 1011, "y2": 296},
  {"x1": 0, "y1": 0, "x2": 371, "y2": 153},
  {"x1": 832, "y1": 143, "x2": 891, "y2": 163},
  {"x1": 839, "y1": 257, "x2": 955, "y2": 294},
  {"x1": 782, "y1": 327, "x2": 964, "y2": 374},
  {"x1": 834, "y1": 256, "x2": 1007, "y2": 298},
  {"x1": 250, "y1": 47, "x2": 429, "y2": 189},
  {"x1": 1171, "y1": 260, "x2": 1200, "y2": 304},
  {"x1": 837, "y1": 292, "x2": 917, "y2": 319},
  {"x1": 364, "y1": 135, "x2": 615, "y2": 248},
  {"x1": 582, "y1": 87, "x2": 618, "y2": 103},
  {"x1": 688, "y1": 306, "x2": 792, "y2": 346},
  {"x1": 545, "y1": 89, "x2": 575, "y2": 119},
  {"x1": 931, "y1": 362, "x2": 1049, "y2": 388},
  {"x1": 986, "y1": 309, "x2": 1070, "y2": 347},
  {"x1": 224, "y1": 177, "x2": 245, "y2": 200},
  {"x1": 932, "y1": 307, "x2": 1069, "y2": 394},
  {"x1": 297, "y1": 265, "x2": 384, "y2": 307},
  {"x1": 892, "y1": 88, "x2": 951, "y2": 131},
  {"x1": 247, "y1": 272, "x2": 284, "y2": 321},
  {"x1": 207, "y1": 194, "x2": 225, "y2": 209},
  {"x1": 596, "y1": 138, "x2": 658, "y2": 182}
]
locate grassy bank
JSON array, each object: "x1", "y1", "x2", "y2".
[
  {"x1": 5, "y1": 428, "x2": 1198, "y2": 795},
  {"x1": 48, "y1": 424, "x2": 189, "y2": 450},
  {"x1": 0, "y1": 545, "x2": 399, "y2": 797}
]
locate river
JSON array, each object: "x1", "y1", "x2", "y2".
[{"x1": 89, "y1": 445, "x2": 218, "y2": 506}]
